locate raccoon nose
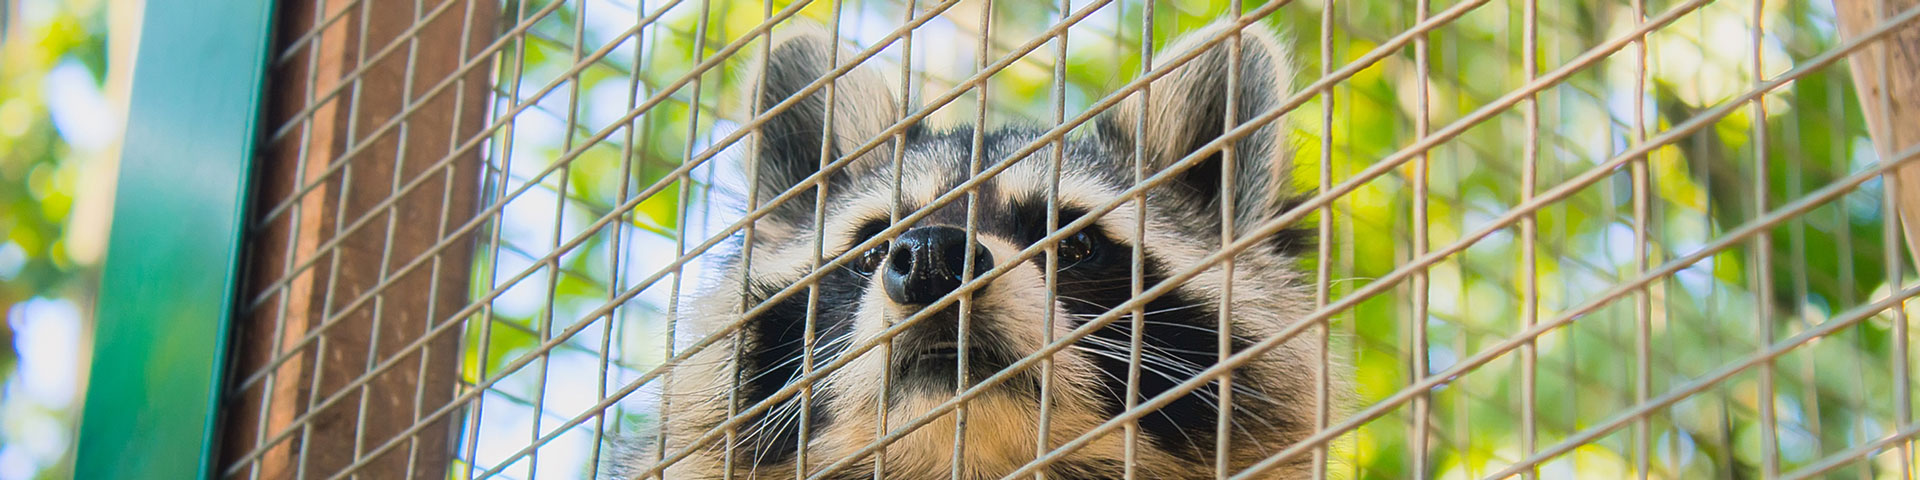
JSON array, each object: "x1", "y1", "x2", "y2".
[{"x1": 882, "y1": 226, "x2": 993, "y2": 306}]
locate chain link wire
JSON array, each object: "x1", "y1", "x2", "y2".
[{"x1": 222, "y1": 0, "x2": 1920, "y2": 478}]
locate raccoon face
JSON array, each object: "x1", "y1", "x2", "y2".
[{"x1": 665, "y1": 21, "x2": 1324, "y2": 480}]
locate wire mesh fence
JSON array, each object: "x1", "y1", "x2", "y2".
[{"x1": 216, "y1": 0, "x2": 1920, "y2": 478}]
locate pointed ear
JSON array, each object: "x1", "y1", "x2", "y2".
[
  {"x1": 1098, "y1": 20, "x2": 1299, "y2": 233},
  {"x1": 747, "y1": 26, "x2": 898, "y2": 207}
]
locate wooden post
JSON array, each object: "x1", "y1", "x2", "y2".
[
  {"x1": 220, "y1": 0, "x2": 496, "y2": 477},
  {"x1": 1833, "y1": 0, "x2": 1920, "y2": 266}
]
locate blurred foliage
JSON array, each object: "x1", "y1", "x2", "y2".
[
  {"x1": 1, "y1": 0, "x2": 106, "y2": 370},
  {"x1": 0, "y1": 0, "x2": 123, "y2": 478},
  {"x1": 443, "y1": 0, "x2": 1920, "y2": 478}
]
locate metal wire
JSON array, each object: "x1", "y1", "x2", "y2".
[
  {"x1": 223, "y1": 1, "x2": 1920, "y2": 479},
  {"x1": 1408, "y1": 1, "x2": 1432, "y2": 475},
  {"x1": 1312, "y1": 2, "x2": 1334, "y2": 478},
  {"x1": 1517, "y1": 0, "x2": 1539, "y2": 477}
]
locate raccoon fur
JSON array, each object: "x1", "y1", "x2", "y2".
[{"x1": 645, "y1": 19, "x2": 1330, "y2": 480}]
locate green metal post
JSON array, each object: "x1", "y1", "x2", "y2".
[{"x1": 73, "y1": 0, "x2": 277, "y2": 476}]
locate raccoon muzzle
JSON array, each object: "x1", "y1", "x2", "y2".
[{"x1": 882, "y1": 226, "x2": 995, "y2": 306}]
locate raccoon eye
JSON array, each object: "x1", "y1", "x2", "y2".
[
  {"x1": 1058, "y1": 230, "x2": 1099, "y2": 266},
  {"x1": 848, "y1": 219, "x2": 890, "y2": 275},
  {"x1": 851, "y1": 242, "x2": 890, "y2": 274}
]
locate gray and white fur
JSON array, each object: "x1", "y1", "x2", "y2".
[{"x1": 647, "y1": 19, "x2": 1331, "y2": 480}]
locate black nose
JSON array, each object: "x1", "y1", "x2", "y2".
[{"x1": 882, "y1": 226, "x2": 993, "y2": 305}]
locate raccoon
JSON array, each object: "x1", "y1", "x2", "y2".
[{"x1": 649, "y1": 19, "x2": 1328, "y2": 480}]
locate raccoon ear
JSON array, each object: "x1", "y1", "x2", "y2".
[
  {"x1": 747, "y1": 26, "x2": 898, "y2": 205},
  {"x1": 1098, "y1": 20, "x2": 1298, "y2": 233}
]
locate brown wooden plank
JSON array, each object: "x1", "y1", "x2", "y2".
[
  {"x1": 222, "y1": 0, "x2": 497, "y2": 477},
  {"x1": 1834, "y1": 0, "x2": 1920, "y2": 266}
]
